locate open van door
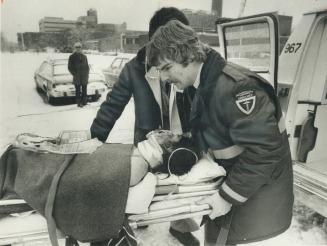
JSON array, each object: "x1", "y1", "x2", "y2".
[{"x1": 217, "y1": 13, "x2": 279, "y2": 91}]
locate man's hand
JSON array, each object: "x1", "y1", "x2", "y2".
[{"x1": 196, "y1": 192, "x2": 232, "y2": 220}]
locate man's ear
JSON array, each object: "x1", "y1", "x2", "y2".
[{"x1": 183, "y1": 57, "x2": 195, "y2": 67}]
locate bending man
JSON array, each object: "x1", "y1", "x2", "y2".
[{"x1": 146, "y1": 20, "x2": 294, "y2": 245}]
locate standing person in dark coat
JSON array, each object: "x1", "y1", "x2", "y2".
[
  {"x1": 68, "y1": 42, "x2": 89, "y2": 107},
  {"x1": 90, "y1": 7, "x2": 200, "y2": 246},
  {"x1": 146, "y1": 20, "x2": 294, "y2": 245}
]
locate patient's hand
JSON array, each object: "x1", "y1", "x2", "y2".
[{"x1": 130, "y1": 148, "x2": 149, "y2": 186}]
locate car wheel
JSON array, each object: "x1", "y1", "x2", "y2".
[
  {"x1": 92, "y1": 94, "x2": 101, "y2": 102},
  {"x1": 34, "y1": 78, "x2": 42, "y2": 92},
  {"x1": 36, "y1": 83, "x2": 43, "y2": 93}
]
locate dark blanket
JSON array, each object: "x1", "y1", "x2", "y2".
[{"x1": 0, "y1": 144, "x2": 132, "y2": 243}]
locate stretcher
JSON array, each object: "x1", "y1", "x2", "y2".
[
  {"x1": 0, "y1": 178, "x2": 222, "y2": 245},
  {"x1": 128, "y1": 179, "x2": 222, "y2": 228}
]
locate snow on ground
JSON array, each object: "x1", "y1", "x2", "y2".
[{"x1": 0, "y1": 52, "x2": 327, "y2": 245}]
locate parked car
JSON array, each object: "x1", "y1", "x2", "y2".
[
  {"x1": 102, "y1": 53, "x2": 135, "y2": 88},
  {"x1": 34, "y1": 58, "x2": 106, "y2": 104}
]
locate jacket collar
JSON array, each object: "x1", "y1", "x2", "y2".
[
  {"x1": 193, "y1": 63, "x2": 203, "y2": 89},
  {"x1": 190, "y1": 49, "x2": 226, "y2": 128},
  {"x1": 195, "y1": 48, "x2": 227, "y2": 107},
  {"x1": 198, "y1": 48, "x2": 226, "y2": 92},
  {"x1": 136, "y1": 46, "x2": 146, "y2": 64}
]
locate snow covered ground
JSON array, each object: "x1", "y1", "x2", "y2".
[{"x1": 0, "y1": 52, "x2": 326, "y2": 245}]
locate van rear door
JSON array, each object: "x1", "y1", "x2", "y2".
[{"x1": 216, "y1": 13, "x2": 279, "y2": 90}]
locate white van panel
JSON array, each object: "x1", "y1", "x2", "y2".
[{"x1": 298, "y1": 17, "x2": 327, "y2": 103}]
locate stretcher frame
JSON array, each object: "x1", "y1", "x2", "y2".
[
  {"x1": 0, "y1": 200, "x2": 212, "y2": 245},
  {"x1": 0, "y1": 186, "x2": 218, "y2": 245}
]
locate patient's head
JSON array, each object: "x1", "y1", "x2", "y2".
[
  {"x1": 166, "y1": 145, "x2": 199, "y2": 175},
  {"x1": 146, "y1": 130, "x2": 200, "y2": 175}
]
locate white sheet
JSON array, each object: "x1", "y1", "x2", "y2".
[{"x1": 125, "y1": 172, "x2": 157, "y2": 214}]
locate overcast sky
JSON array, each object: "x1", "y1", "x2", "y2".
[{"x1": 1, "y1": 0, "x2": 326, "y2": 42}]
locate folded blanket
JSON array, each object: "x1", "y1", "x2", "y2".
[{"x1": 0, "y1": 144, "x2": 132, "y2": 243}]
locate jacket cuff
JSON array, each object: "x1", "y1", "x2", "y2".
[
  {"x1": 90, "y1": 131, "x2": 106, "y2": 142},
  {"x1": 219, "y1": 182, "x2": 248, "y2": 205}
]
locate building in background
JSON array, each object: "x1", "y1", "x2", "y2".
[
  {"x1": 21, "y1": 8, "x2": 127, "y2": 51},
  {"x1": 86, "y1": 23, "x2": 127, "y2": 51},
  {"x1": 35, "y1": 2, "x2": 224, "y2": 52},
  {"x1": 77, "y1": 8, "x2": 98, "y2": 28},
  {"x1": 182, "y1": 9, "x2": 217, "y2": 33},
  {"x1": 39, "y1": 17, "x2": 77, "y2": 33},
  {"x1": 120, "y1": 31, "x2": 148, "y2": 53},
  {"x1": 17, "y1": 32, "x2": 67, "y2": 51},
  {"x1": 87, "y1": 8, "x2": 98, "y2": 27},
  {"x1": 19, "y1": 1, "x2": 292, "y2": 54}
]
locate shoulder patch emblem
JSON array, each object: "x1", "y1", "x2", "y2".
[{"x1": 235, "y1": 90, "x2": 256, "y2": 115}]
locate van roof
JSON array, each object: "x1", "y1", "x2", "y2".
[
  {"x1": 304, "y1": 8, "x2": 327, "y2": 16},
  {"x1": 46, "y1": 58, "x2": 68, "y2": 65}
]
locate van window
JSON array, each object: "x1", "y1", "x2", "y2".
[{"x1": 225, "y1": 22, "x2": 270, "y2": 72}]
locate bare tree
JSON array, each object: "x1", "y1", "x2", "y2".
[{"x1": 238, "y1": 0, "x2": 247, "y2": 17}]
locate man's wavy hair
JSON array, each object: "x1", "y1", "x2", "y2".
[{"x1": 146, "y1": 20, "x2": 208, "y2": 67}]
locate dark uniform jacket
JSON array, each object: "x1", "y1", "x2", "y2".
[
  {"x1": 191, "y1": 49, "x2": 294, "y2": 244},
  {"x1": 90, "y1": 48, "x2": 163, "y2": 144},
  {"x1": 68, "y1": 52, "x2": 90, "y2": 85}
]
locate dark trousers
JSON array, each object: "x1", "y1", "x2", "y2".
[{"x1": 75, "y1": 84, "x2": 87, "y2": 104}]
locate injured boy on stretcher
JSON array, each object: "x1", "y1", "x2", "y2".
[{"x1": 0, "y1": 130, "x2": 225, "y2": 245}]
